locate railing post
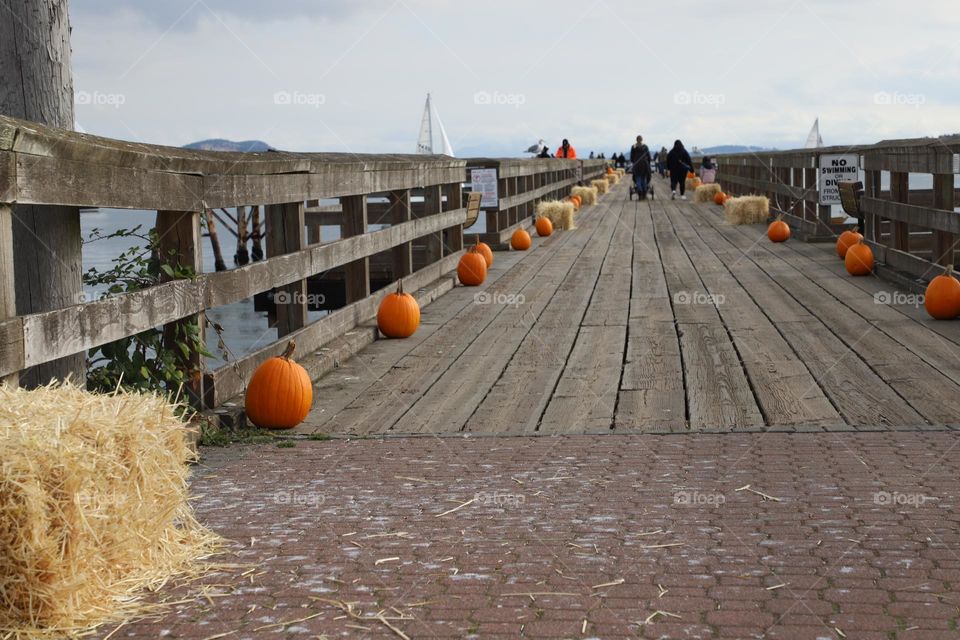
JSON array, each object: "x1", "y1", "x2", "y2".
[
  {"x1": 421, "y1": 185, "x2": 444, "y2": 264},
  {"x1": 266, "y1": 201, "x2": 308, "y2": 335},
  {"x1": 0, "y1": 204, "x2": 18, "y2": 387},
  {"x1": 443, "y1": 182, "x2": 464, "y2": 252},
  {"x1": 890, "y1": 171, "x2": 910, "y2": 252},
  {"x1": 156, "y1": 210, "x2": 204, "y2": 405},
  {"x1": 341, "y1": 194, "x2": 371, "y2": 302},
  {"x1": 933, "y1": 173, "x2": 955, "y2": 267},
  {"x1": 804, "y1": 166, "x2": 817, "y2": 223},
  {"x1": 389, "y1": 190, "x2": 413, "y2": 279},
  {"x1": 865, "y1": 169, "x2": 880, "y2": 242},
  {"x1": 497, "y1": 176, "x2": 510, "y2": 233}
]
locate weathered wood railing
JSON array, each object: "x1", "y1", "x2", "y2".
[
  {"x1": 0, "y1": 115, "x2": 594, "y2": 407},
  {"x1": 465, "y1": 158, "x2": 608, "y2": 245},
  {"x1": 715, "y1": 137, "x2": 960, "y2": 283}
]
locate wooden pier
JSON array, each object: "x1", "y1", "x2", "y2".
[{"x1": 2, "y1": 115, "x2": 960, "y2": 435}]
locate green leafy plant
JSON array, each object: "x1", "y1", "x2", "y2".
[{"x1": 83, "y1": 225, "x2": 214, "y2": 399}]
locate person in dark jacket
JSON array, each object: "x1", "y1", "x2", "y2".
[
  {"x1": 666, "y1": 139, "x2": 694, "y2": 199},
  {"x1": 629, "y1": 135, "x2": 652, "y2": 198},
  {"x1": 537, "y1": 145, "x2": 552, "y2": 158}
]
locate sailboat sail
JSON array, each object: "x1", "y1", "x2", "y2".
[
  {"x1": 416, "y1": 94, "x2": 434, "y2": 154},
  {"x1": 434, "y1": 105, "x2": 455, "y2": 157},
  {"x1": 805, "y1": 118, "x2": 824, "y2": 148}
]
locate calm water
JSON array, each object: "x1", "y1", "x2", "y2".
[{"x1": 82, "y1": 204, "x2": 488, "y2": 368}]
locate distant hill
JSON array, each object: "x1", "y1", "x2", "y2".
[
  {"x1": 701, "y1": 145, "x2": 773, "y2": 155},
  {"x1": 183, "y1": 139, "x2": 274, "y2": 152}
]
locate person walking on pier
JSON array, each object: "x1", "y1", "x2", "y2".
[
  {"x1": 667, "y1": 139, "x2": 694, "y2": 200},
  {"x1": 657, "y1": 146, "x2": 669, "y2": 177},
  {"x1": 700, "y1": 156, "x2": 717, "y2": 184},
  {"x1": 630, "y1": 135, "x2": 652, "y2": 198},
  {"x1": 555, "y1": 139, "x2": 577, "y2": 159}
]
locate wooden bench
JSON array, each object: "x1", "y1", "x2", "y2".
[
  {"x1": 838, "y1": 180, "x2": 865, "y2": 233},
  {"x1": 464, "y1": 191, "x2": 482, "y2": 228}
]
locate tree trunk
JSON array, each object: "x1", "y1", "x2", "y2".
[{"x1": 0, "y1": 0, "x2": 84, "y2": 387}]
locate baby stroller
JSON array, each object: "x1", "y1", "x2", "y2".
[{"x1": 628, "y1": 157, "x2": 654, "y2": 200}]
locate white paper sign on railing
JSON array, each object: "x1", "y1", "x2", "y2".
[
  {"x1": 819, "y1": 154, "x2": 859, "y2": 205},
  {"x1": 470, "y1": 168, "x2": 499, "y2": 208}
]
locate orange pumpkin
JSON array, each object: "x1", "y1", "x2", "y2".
[
  {"x1": 924, "y1": 266, "x2": 960, "y2": 320},
  {"x1": 511, "y1": 228, "x2": 532, "y2": 251},
  {"x1": 607, "y1": 167, "x2": 615, "y2": 174},
  {"x1": 687, "y1": 171, "x2": 696, "y2": 179},
  {"x1": 836, "y1": 229, "x2": 863, "y2": 258},
  {"x1": 767, "y1": 218, "x2": 790, "y2": 243},
  {"x1": 844, "y1": 240, "x2": 874, "y2": 276},
  {"x1": 377, "y1": 281, "x2": 420, "y2": 338},
  {"x1": 245, "y1": 341, "x2": 313, "y2": 429},
  {"x1": 568, "y1": 195, "x2": 582, "y2": 209},
  {"x1": 691, "y1": 177, "x2": 703, "y2": 189},
  {"x1": 713, "y1": 191, "x2": 727, "y2": 205},
  {"x1": 475, "y1": 241, "x2": 494, "y2": 268},
  {"x1": 457, "y1": 246, "x2": 487, "y2": 286},
  {"x1": 535, "y1": 216, "x2": 553, "y2": 237}
]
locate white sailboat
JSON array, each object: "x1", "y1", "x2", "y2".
[
  {"x1": 415, "y1": 93, "x2": 455, "y2": 156},
  {"x1": 804, "y1": 117, "x2": 824, "y2": 148}
]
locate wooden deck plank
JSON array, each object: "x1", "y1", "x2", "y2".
[
  {"x1": 690, "y1": 205, "x2": 957, "y2": 426},
  {"x1": 465, "y1": 188, "x2": 628, "y2": 433},
  {"x1": 664, "y1": 200, "x2": 842, "y2": 428},
  {"x1": 652, "y1": 200, "x2": 764, "y2": 430}
]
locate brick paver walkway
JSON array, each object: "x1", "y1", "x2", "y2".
[{"x1": 109, "y1": 432, "x2": 960, "y2": 639}]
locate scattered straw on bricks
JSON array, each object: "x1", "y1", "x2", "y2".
[
  {"x1": 0, "y1": 383, "x2": 222, "y2": 637},
  {"x1": 693, "y1": 183, "x2": 722, "y2": 203},
  {"x1": 571, "y1": 185, "x2": 598, "y2": 206},
  {"x1": 724, "y1": 195, "x2": 771, "y2": 225},
  {"x1": 591, "y1": 179, "x2": 609, "y2": 195},
  {"x1": 536, "y1": 201, "x2": 576, "y2": 231}
]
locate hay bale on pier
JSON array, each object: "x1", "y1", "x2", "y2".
[
  {"x1": 606, "y1": 173, "x2": 619, "y2": 185},
  {"x1": 615, "y1": 168, "x2": 625, "y2": 176},
  {"x1": 694, "y1": 183, "x2": 722, "y2": 203},
  {"x1": 572, "y1": 185, "x2": 598, "y2": 206},
  {"x1": 0, "y1": 383, "x2": 221, "y2": 636},
  {"x1": 536, "y1": 200, "x2": 576, "y2": 230},
  {"x1": 685, "y1": 177, "x2": 702, "y2": 192},
  {"x1": 591, "y1": 179, "x2": 609, "y2": 195},
  {"x1": 724, "y1": 195, "x2": 771, "y2": 225}
]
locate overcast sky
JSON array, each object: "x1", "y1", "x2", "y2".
[{"x1": 69, "y1": 0, "x2": 959, "y2": 156}]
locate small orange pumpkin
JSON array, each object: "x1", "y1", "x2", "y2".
[
  {"x1": 607, "y1": 166, "x2": 615, "y2": 175},
  {"x1": 836, "y1": 229, "x2": 863, "y2": 258},
  {"x1": 475, "y1": 241, "x2": 494, "y2": 268},
  {"x1": 691, "y1": 177, "x2": 703, "y2": 189},
  {"x1": 245, "y1": 341, "x2": 313, "y2": 429},
  {"x1": 713, "y1": 191, "x2": 726, "y2": 205},
  {"x1": 924, "y1": 266, "x2": 960, "y2": 320},
  {"x1": 535, "y1": 216, "x2": 553, "y2": 237},
  {"x1": 767, "y1": 218, "x2": 790, "y2": 243},
  {"x1": 568, "y1": 194, "x2": 582, "y2": 209},
  {"x1": 511, "y1": 228, "x2": 532, "y2": 251},
  {"x1": 687, "y1": 171, "x2": 696, "y2": 179},
  {"x1": 844, "y1": 240, "x2": 874, "y2": 276},
  {"x1": 377, "y1": 281, "x2": 420, "y2": 338},
  {"x1": 457, "y1": 246, "x2": 487, "y2": 286}
]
